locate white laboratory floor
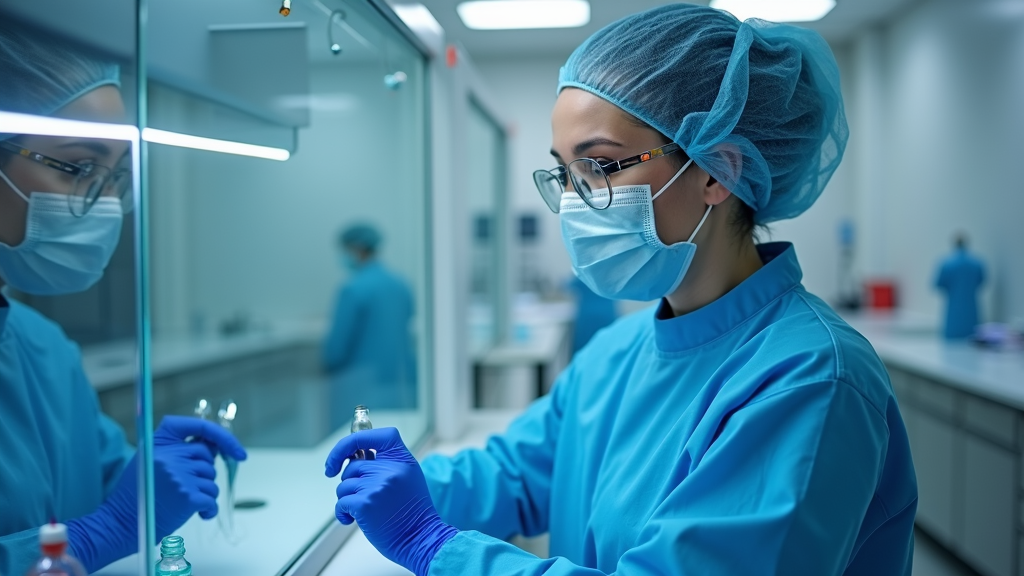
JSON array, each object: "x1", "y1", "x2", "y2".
[{"x1": 913, "y1": 529, "x2": 980, "y2": 576}]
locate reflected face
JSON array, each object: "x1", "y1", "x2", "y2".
[
  {"x1": 343, "y1": 246, "x2": 373, "y2": 267},
  {"x1": 0, "y1": 85, "x2": 129, "y2": 247},
  {"x1": 549, "y1": 88, "x2": 708, "y2": 245}
]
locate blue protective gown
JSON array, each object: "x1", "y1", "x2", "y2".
[
  {"x1": 935, "y1": 248, "x2": 985, "y2": 340},
  {"x1": 0, "y1": 296, "x2": 133, "y2": 575},
  {"x1": 422, "y1": 243, "x2": 917, "y2": 576},
  {"x1": 323, "y1": 261, "x2": 417, "y2": 419}
]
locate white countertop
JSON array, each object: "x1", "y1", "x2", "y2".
[
  {"x1": 475, "y1": 322, "x2": 570, "y2": 367},
  {"x1": 845, "y1": 312, "x2": 1024, "y2": 410},
  {"x1": 95, "y1": 410, "x2": 428, "y2": 576},
  {"x1": 470, "y1": 299, "x2": 574, "y2": 366},
  {"x1": 81, "y1": 322, "x2": 324, "y2": 391},
  {"x1": 319, "y1": 410, "x2": 522, "y2": 576}
]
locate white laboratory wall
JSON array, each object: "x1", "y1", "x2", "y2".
[
  {"x1": 149, "y1": 62, "x2": 427, "y2": 336},
  {"x1": 843, "y1": 0, "x2": 1024, "y2": 326},
  {"x1": 766, "y1": 44, "x2": 856, "y2": 303}
]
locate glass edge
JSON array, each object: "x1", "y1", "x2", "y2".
[
  {"x1": 363, "y1": 0, "x2": 433, "y2": 59},
  {"x1": 135, "y1": 0, "x2": 157, "y2": 573}
]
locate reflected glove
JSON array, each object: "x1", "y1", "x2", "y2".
[
  {"x1": 67, "y1": 416, "x2": 247, "y2": 572},
  {"x1": 326, "y1": 428, "x2": 457, "y2": 576}
]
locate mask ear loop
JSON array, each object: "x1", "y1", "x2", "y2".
[
  {"x1": 647, "y1": 158, "x2": 713, "y2": 243},
  {"x1": 0, "y1": 167, "x2": 30, "y2": 203},
  {"x1": 651, "y1": 158, "x2": 694, "y2": 202},
  {"x1": 687, "y1": 204, "x2": 713, "y2": 243}
]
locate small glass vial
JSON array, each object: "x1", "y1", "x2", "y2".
[
  {"x1": 351, "y1": 405, "x2": 374, "y2": 460},
  {"x1": 155, "y1": 536, "x2": 192, "y2": 576},
  {"x1": 25, "y1": 522, "x2": 86, "y2": 576}
]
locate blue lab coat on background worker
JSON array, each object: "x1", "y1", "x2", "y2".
[
  {"x1": 324, "y1": 259, "x2": 417, "y2": 420},
  {"x1": 0, "y1": 296, "x2": 133, "y2": 573},
  {"x1": 421, "y1": 244, "x2": 918, "y2": 575},
  {"x1": 565, "y1": 276, "x2": 617, "y2": 354},
  {"x1": 935, "y1": 242, "x2": 985, "y2": 340}
]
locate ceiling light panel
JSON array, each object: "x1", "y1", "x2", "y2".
[
  {"x1": 457, "y1": 0, "x2": 590, "y2": 30},
  {"x1": 709, "y1": 0, "x2": 836, "y2": 23}
]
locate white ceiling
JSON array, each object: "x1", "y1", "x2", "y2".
[{"x1": 407, "y1": 0, "x2": 921, "y2": 59}]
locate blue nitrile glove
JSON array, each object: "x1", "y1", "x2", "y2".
[
  {"x1": 325, "y1": 428, "x2": 457, "y2": 576},
  {"x1": 67, "y1": 416, "x2": 247, "y2": 572}
]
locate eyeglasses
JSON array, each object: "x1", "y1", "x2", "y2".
[
  {"x1": 0, "y1": 140, "x2": 133, "y2": 216},
  {"x1": 533, "y1": 142, "x2": 685, "y2": 214}
]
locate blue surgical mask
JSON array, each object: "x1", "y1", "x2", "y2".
[
  {"x1": 559, "y1": 159, "x2": 712, "y2": 301},
  {"x1": 0, "y1": 168, "x2": 123, "y2": 295}
]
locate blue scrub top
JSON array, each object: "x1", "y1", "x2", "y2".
[
  {"x1": 935, "y1": 248, "x2": 985, "y2": 339},
  {"x1": 422, "y1": 243, "x2": 917, "y2": 576},
  {"x1": 323, "y1": 261, "x2": 417, "y2": 417},
  {"x1": 0, "y1": 296, "x2": 133, "y2": 575}
]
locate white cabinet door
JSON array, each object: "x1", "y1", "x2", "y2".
[
  {"x1": 962, "y1": 435, "x2": 1016, "y2": 576},
  {"x1": 911, "y1": 408, "x2": 957, "y2": 546}
]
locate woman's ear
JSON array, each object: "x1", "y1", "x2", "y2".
[
  {"x1": 703, "y1": 176, "x2": 733, "y2": 207},
  {"x1": 702, "y1": 142, "x2": 742, "y2": 206}
]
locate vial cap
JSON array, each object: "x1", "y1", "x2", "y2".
[{"x1": 39, "y1": 523, "x2": 67, "y2": 545}]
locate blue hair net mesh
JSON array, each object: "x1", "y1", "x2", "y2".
[
  {"x1": 340, "y1": 224, "x2": 382, "y2": 252},
  {"x1": 0, "y1": 21, "x2": 120, "y2": 131},
  {"x1": 558, "y1": 4, "x2": 848, "y2": 224}
]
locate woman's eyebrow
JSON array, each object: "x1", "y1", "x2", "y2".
[
  {"x1": 56, "y1": 140, "x2": 112, "y2": 157},
  {"x1": 572, "y1": 137, "x2": 624, "y2": 157},
  {"x1": 550, "y1": 137, "x2": 626, "y2": 162}
]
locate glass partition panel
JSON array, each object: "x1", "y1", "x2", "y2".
[
  {"x1": 466, "y1": 100, "x2": 507, "y2": 353},
  {"x1": 0, "y1": 4, "x2": 148, "y2": 576},
  {"x1": 127, "y1": 0, "x2": 430, "y2": 574}
]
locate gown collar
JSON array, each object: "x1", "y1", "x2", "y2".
[{"x1": 653, "y1": 242, "x2": 803, "y2": 353}]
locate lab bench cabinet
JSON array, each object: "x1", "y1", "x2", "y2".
[
  {"x1": 98, "y1": 343, "x2": 325, "y2": 447},
  {"x1": 889, "y1": 365, "x2": 1021, "y2": 576}
]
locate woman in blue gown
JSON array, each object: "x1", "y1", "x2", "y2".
[
  {"x1": 324, "y1": 5, "x2": 918, "y2": 576},
  {"x1": 0, "y1": 23, "x2": 245, "y2": 575}
]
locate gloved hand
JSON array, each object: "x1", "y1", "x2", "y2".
[
  {"x1": 67, "y1": 416, "x2": 247, "y2": 572},
  {"x1": 325, "y1": 428, "x2": 457, "y2": 576}
]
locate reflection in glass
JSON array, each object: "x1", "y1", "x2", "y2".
[
  {"x1": 2, "y1": 0, "x2": 433, "y2": 574},
  {"x1": 0, "y1": 13, "x2": 147, "y2": 576},
  {"x1": 0, "y1": 139, "x2": 133, "y2": 216},
  {"x1": 139, "y1": 1, "x2": 432, "y2": 574}
]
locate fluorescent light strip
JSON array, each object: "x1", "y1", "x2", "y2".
[
  {"x1": 393, "y1": 3, "x2": 444, "y2": 38},
  {"x1": 142, "y1": 128, "x2": 290, "y2": 161},
  {"x1": 0, "y1": 111, "x2": 139, "y2": 141},
  {"x1": 457, "y1": 0, "x2": 590, "y2": 30},
  {"x1": 709, "y1": 0, "x2": 836, "y2": 23}
]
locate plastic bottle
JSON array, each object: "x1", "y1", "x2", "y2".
[
  {"x1": 351, "y1": 405, "x2": 374, "y2": 460},
  {"x1": 155, "y1": 535, "x2": 192, "y2": 576},
  {"x1": 24, "y1": 523, "x2": 85, "y2": 576}
]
